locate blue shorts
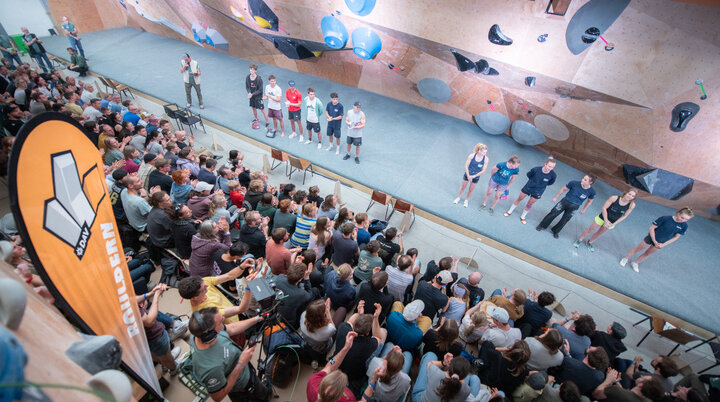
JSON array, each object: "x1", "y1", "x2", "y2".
[
  {"x1": 521, "y1": 186, "x2": 542, "y2": 199},
  {"x1": 147, "y1": 330, "x2": 170, "y2": 356},
  {"x1": 463, "y1": 173, "x2": 480, "y2": 184},
  {"x1": 327, "y1": 124, "x2": 341, "y2": 138},
  {"x1": 306, "y1": 121, "x2": 321, "y2": 132}
]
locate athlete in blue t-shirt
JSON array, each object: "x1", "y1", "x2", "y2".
[
  {"x1": 325, "y1": 92, "x2": 344, "y2": 154},
  {"x1": 620, "y1": 208, "x2": 693, "y2": 273},
  {"x1": 454, "y1": 143, "x2": 489, "y2": 208},
  {"x1": 480, "y1": 155, "x2": 520, "y2": 215},
  {"x1": 504, "y1": 157, "x2": 557, "y2": 224},
  {"x1": 536, "y1": 174, "x2": 596, "y2": 238}
]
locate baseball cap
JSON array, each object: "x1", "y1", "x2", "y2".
[
  {"x1": 112, "y1": 169, "x2": 128, "y2": 181},
  {"x1": 527, "y1": 372, "x2": 547, "y2": 390},
  {"x1": 353, "y1": 101, "x2": 361, "y2": 107},
  {"x1": 403, "y1": 300, "x2": 424, "y2": 321},
  {"x1": 195, "y1": 182, "x2": 214, "y2": 192},
  {"x1": 143, "y1": 153, "x2": 157, "y2": 163},
  {"x1": 437, "y1": 270, "x2": 453, "y2": 286},
  {"x1": 611, "y1": 322, "x2": 627, "y2": 339},
  {"x1": 487, "y1": 305, "x2": 509, "y2": 324},
  {"x1": 288, "y1": 80, "x2": 295, "y2": 87}
]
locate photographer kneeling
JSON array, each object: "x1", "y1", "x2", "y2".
[{"x1": 189, "y1": 307, "x2": 269, "y2": 401}]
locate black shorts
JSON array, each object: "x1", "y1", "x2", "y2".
[
  {"x1": 347, "y1": 136, "x2": 362, "y2": 146},
  {"x1": 643, "y1": 235, "x2": 658, "y2": 246},
  {"x1": 463, "y1": 173, "x2": 480, "y2": 184},
  {"x1": 521, "y1": 187, "x2": 542, "y2": 199},
  {"x1": 249, "y1": 97, "x2": 264, "y2": 109},
  {"x1": 288, "y1": 110, "x2": 301, "y2": 121},
  {"x1": 327, "y1": 124, "x2": 341, "y2": 138},
  {"x1": 306, "y1": 121, "x2": 321, "y2": 132}
]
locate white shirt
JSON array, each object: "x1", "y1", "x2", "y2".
[
  {"x1": 305, "y1": 97, "x2": 321, "y2": 123},
  {"x1": 265, "y1": 84, "x2": 282, "y2": 110},
  {"x1": 80, "y1": 89, "x2": 96, "y2": 105},
  {"x1": 83, "y1": 105, "x2": 102, "y2": 122}
]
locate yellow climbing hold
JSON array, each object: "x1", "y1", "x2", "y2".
[
  {"x1": 254, "y1": 16, "x2": 272, "y2": 29},
  {"x1": 312, "y1": 51, "x2": 323, "y2": 57}
]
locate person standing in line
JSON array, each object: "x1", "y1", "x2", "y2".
[
  {"x1": 245, "y1": 64, "x2": 268, "y2": 129},
  {"x1": 620, "y1": 207, "x2": 693, "y2": 273},
  {"x1": 536, "y1": 174, "x2": 596, "y2": 239},
  {"x1": 343, "y1": 101, "x2": 365, "y2": 164},
  {"x1": 180, "y1": 53, "x2": 203, "y2": 109},
  {"x1": 21, "y1": 27, "x2": 52, "y2": 74},
  {"x1": 304, "y1": 87, "x2": 324, "y2": 150},
  {"x1": 325, "y1": 92, "x2": 344, "y2": 154},
  {"x1": 454, "y1": 143, "x2": 488, "y2": 208},
  {"x1": 264, "y1": 75, "x2": 284, "y2": 137},
  {"x1": 285, "y1": 80, "x2": 303, "y2": 141},
  {"x1": 574, "y1": 190, "x2": 636, "y2": 252},
  {"x1": 480, "y1": 155, "x2": 521, "y2": 215},
  {"x1": 61, "y1": 16, "x2": 85, "y2": 58},
  {"x1": 504, "y1": 157, "x2": 557, "y2": 224}
]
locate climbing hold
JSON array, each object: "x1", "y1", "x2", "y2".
[
  {"x1": 474, "y1": 59, "x2": 489, "y2": 74},
  {"x1": 525, "y1": 77, "x2": 536, "y2": 87},
  {"x1": 191, "y1": 23, "x2": 206, "y2": 43},
  {"x1": 249, "y1": 0, "x2": 279, "y2": 31},
  {"x1": 696, "y1": 79, "x2": 708, "y2": 100},
  {"x1": 273, "y1": 38, "x2": 316, "y2": 59},
  {"x1": 351, "y1": 27, "x2": 382, "y2": 59},
  {"x1": 321, "y1": 16, "x2": 348, "y2": 49},
  {"x1": 599, "y1": 35, "x2": 614, "y2": 51},
  {"x1": 205, "y1": 28, "x2": 229, "y2": 50},
  {"x1": 254, "y1": 16, "x2": 272, "y2": 29},
  {"x1": 481, "y1": 67, "x2": 499, "y2": 76},
  {"x1": 581, "y1": 27, "x2": 600, "y2": 44},
  {"x1": 537, "y1": 34, "x2": 548, "y2": 43},
  {"x1": 450, "y1": 50, "x2": 476, "y2": 72},
  {"x1": 488, "y1": 24, "x2": 513, "y2": 46},
  {"x1": 345, "y1": 0, "x2": 376, "y2": 16},
  {"x1": 669, "y1": 102, "x2": 700, "y2": 132}
]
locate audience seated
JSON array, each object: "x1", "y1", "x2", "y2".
[
  {"x1": 590, "y1": 321, "x2": 628, "y2": 363},
  {"x1": 422, "y1": 317, "x2": 464, "y2": 357},
  {"x1": 355, "y1": 239, "x2": 383, "y2": 283},
  {"x1": 331, "y1": 222, "x2": 359, "y2": 267},
  {"x1": 548, "y1": 345, "x2": 610, "y2": 397},
  {"x1": 386, "y1": 254, "x2": 418, "y2": 302},
  {"x1": 300, "y1": 299, "x2": 337, "y2": 365},
  {"x1": 514, "y1": 289, "x2": 555, "y2": 338},
  {"x1": 188, "y1": 219, "x2": 231, "y2": 277},
  {"x1": 377, "y1": 227, "x2": 404, "y2": 267},
  {"x1": 550, "y1": 312, "x2": 596, "y2": 361},
  {"x1": 481, "y1": 306, "x2": 522, "y2": 348},
  {"x1": 525, "y1": 328, "x2": 564, "y2": 371},
  {"x1": 237, "y1": 211, "x2": 269, "y2": 258},
  {"x1": 458, "y1": 302, "x2": 489, "y2": 344},
  {"x1": 413, "y1": 270, "x2": 452, "y2": 322},
  {"x1": 275, "y1": 262, "x2": 314, "y2": 329},
  {"x1": 355, "y1": 270, "x2": 394, "y2": 324},
  {"x1": 325, "y1": 263, "x2": 356, "y2": 327},
  {"x1": 488, "y1": 287, "x2": 527, "y2": 323}
]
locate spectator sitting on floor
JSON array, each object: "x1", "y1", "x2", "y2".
[
  {"x1": 308, "y1": 216, "x2": 333, "y2": 264},
  {"x1": 366, "y1": 344, "x2": 412, "y2": 402},
  {"x1": 325, "y1": 263, "x2": 356, "y2": 327},
  {"x1": 331, "y1": 222, "x2": 359, "y2": 267},
  {"x1": 550, "y1": 311, "x2": 596, "y2": 361},
  {"x1": 291, "y1": 202, "x2": 318, "y2": 249},
  {"x1": 525, "y1": 327, "x2": 564, "y2": 371},
  {"x1": 385, "y1": 299, "x2": 428, "y2": 353},
  {"x1": 590, "y1": 321, "x2": 628, "y2": 363},
  {"x1": 377, "y1": 227, "x2": 404, "y2": 267},
  {"x1": 475, "y1": 339, "x2": 531, "y2": 394},
  {"x1": 514, "y1": 289, "x2": 555, "y2": 338},
  {"x1": 413, "y1": 270, "x2": 453, "y2": 322},
  {"x1": 300, "y1": 298, "x2": 337, "y2": 365},
  {"x1": 208, "y1": 194, "x2": 239, "y2": 224},
  {"x1": 623, "y1": 354, "x2": 680, "y2": 394},
  {"x1": 444, "y1": 283, "x2": 469, "y2": 324},
  {"x1": 265, "y1": 227, "x2": 300, "y2": 276},
  {"x1": 488, "y1": 287, "x2": 527, "y2": 323},
  {"x1": 188, "y1": 219, "x2": 231, "y2": 277},
  {"x1": 275, "y1": 262, "x2": 314, "y2": 329},
  {"x1": 458, "y1": 302, "x2": 489, "y2": 344},
  {"x1": 272, "y1": 199, "x2": 297, "y2": 234},
  {"x1": 237, "y1": 211, "x2": 269, "y2": 259},
  {"x1": 456, "y1": 271, "x2": 485, "y2": 307},
  {"x1": 256, "y1": 192, "x2": 277, "y2": 226},
  {"x1": 332, "y1": 207, "x2": 354, "y2": 230},
  {"x1": 228, "y1": 179, "x2": 245, "y2": 209},
  {"x1": 355, "y1": 270, "x2": 394, "y2": 324},
  {"x1": 593, "y1": 370, "x2": 666, "y2": 401},
  {"x1": 188, "y1": 182, "x2": 221, "y2": 220},
  {"x1": 244, "y1": 179, "x2": 265, "y2": 210},
  {"x1": 481, "y1": 306, "x2": 522, "y2": 348},
  {"x1": 305, "y1": 331, "x2": 357, "y2": 402},
  {"x1": 317, "y1": 194, "x2": 340, "y2": 219},
  {"x1": 422, "y1": 317, "x2": 464, "y2": 357},
  {"x1": 354, "y1": 213, "x2": 371, "y2": 248},
  {"x1": 548, "y1": 344, "x2": 610, "y2": 398},
  {"x1": 385, "y1": 254, "x2": 417, "y2": 302},
  {"x1": 421, "y1": 256, "x2": 458, "y2": 293},
  {"x1": 355, "y1": 239, "x2": 383, "y2": 284}
]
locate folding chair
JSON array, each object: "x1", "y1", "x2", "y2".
[
  {"x1": 632, "y1": 309, "x2": 701, "y2": 355},
  {"x1": 388, "y1": 199, "x2": 416, "y2": 229},
  {"x1": 163, "y1": 102, "x2": 185, "y2": 128},
  {"x1": 270, "y1": 148, "x2": 289, "y2": 174},
  {"x1": 97, "y1": 76, "x2": 113, "y2": 94},
  {"x1": 47, "y1": 55, "x2": 67, "y2": 71},
  {"x1": 287, "y1": 156, "x2": 314, "y2": 185},
  {"x1": 106, "y1": 78, "x2": 134, "y2": 99},
  {"x1": 366, "y1": 189, "x2": 392, "y2": 219},
  {"x1": 178, "y1": 108, "x2": 206, "y2": 135},
  {"x1": 698, "y1": 342, "x2": 720, "y2": 374}
]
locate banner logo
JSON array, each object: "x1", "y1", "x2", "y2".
[{"x1": 43, "y1": 151, "x2": 104, "y2": 259}]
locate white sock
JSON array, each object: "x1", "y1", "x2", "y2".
[
  {"x1": 520, "y1": 210, "x2": 528, "y2": 219},
  {"x1": 507, "y1": 204, "x2": 517, "y2": 214}
]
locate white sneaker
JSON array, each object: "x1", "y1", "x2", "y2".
[
  {"x1": 317, "y1": 143, "x2": 322, "y2": 149},
  {"x1": 298, "y1": 135, "x2": 304, "y2": 142},
  {"x1": 288, "y1": 132, "x2": 297, "y2": 139},
  {"x1": 325, "y1": 144, "x2": 333, "y2": 151},
  {"x1": 619, "y1": 258, "x2": 628, "y2": 267},
  {"x1": 453, "y1": 197, "x2": 460, "y2": 204},
  {"x1": 168, "y1": 320, "x2": 188, "y2": 342},
  {"x1": 631, "y1": 262, "x2": 639, "y2": 272},
  {"x1": 463, "y1": 200, "x2": 469, "y2": 207},
  {"x1": 171, "y1": 346, "x2": 181, "y2": 359},
  {"x1": 305, "y1": 140, "x2": 312, "y2": 145},
  {"x1": 335, "y1": 148, "x2": 340, "y2": 155}
]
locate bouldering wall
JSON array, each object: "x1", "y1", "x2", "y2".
[{"x1": 46, "y1": 0, "x2": 720, "y2": 214}]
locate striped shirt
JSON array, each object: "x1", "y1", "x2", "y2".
[
  {"x1": 385, "y1": 265, "x2": 414, "y2": 301},
  {"x1": 290, "y1": 215, "x2": 317, "y2": 248}
]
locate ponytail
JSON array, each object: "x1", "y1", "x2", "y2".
[{"x1": 435, "y1": 357, "x2": 470, "y2": 402}]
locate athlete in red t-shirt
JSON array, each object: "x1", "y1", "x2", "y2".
[{"x1": 286, "y1": 81, "x2": 304, "y2": 140}]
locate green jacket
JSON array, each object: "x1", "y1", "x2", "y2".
[{"x1": 71, "y1": 54, "x2": 87, "y2": 68}]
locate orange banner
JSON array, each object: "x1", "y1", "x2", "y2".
[{"x1": 9, "y1": 114, "x2": 161, "y2": 397}]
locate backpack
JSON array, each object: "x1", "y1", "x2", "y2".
[
  {"x1": 368, "y1": 219, "x2": 388, "y2": 236},
  {"x1": 262, "y1": 323, "x2": 303, "y2": 388}
]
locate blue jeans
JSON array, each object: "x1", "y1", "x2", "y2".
[
  {"x1": 411, "y1": 351, "x2": 482, "y2": 402},
  {"x1": 32, "y1": 53, "x2": 52, "y2": 73},
  {"x1": 380, "y1": 342, "x2": 412, "y2": 374},
  {"x1": 68, "y1": 36, "x2": 84, "y2": 58},
  {"x1": 1, "y1": 50, "x2": 22, "y2": 67},
  {"x1": 157, "y1": 311, "x2": 175, "y2": 329}
]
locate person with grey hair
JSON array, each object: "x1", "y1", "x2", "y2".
[
  {"x1": 21, "y1": 27, "x2": 51, "y2": 74},
  {"x1": 238, "y1": 210, "x2": 269, "y2": 258},
  {"x1": 188, "y1": 218, "x2": 231, "y2": 277}
]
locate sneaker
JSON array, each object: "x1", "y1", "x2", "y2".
[
  {"x1": 463, "y1": 200, "x2": 469, "y2": 208},
  {"x1": 168, "y1": 320, "x2": 188, "y2": 342},
  {"x1": 586, "y1": 241, "x2": 595, "y2": 252},
  {"x1": 453, "y1": 197, "x2": 460, "y2": 204},
  {"x1": 619, "y1": 258, "x2": 628, "y2": 267},
  {"x1": 326, "y1": 144, "x2": 334, "y2": 151},
  {"x1": 488, "y1": 208, "x2": 494, "y2": 215},
  {"x1": 146, "y1": 280, "x2": 156, "y2": 290},
  {"x1": 503, "y1": 212, "x2": 510, "y2": 217},
  {"x1": 520, "y1": 218, "x2": 527, "y2": 224},
  {"x1": 535, "y1": 225, "x2": 542, "y2": 231},
  {"x1": 305, "y1": 140, "x2": 312, "y2": 145},
  {"x1": 199, "y1": 105, "x2": 204, "y2": 109},
  {"x1": 171, "y1": 346, "x2": 181, "y2": 360},
  {"x1": 186, "y1": 104, "x2": 191, "y2": 108},
  {"x1": 265, "y1": 122, "x2": 270, "y2": 128},
  {"x1": 299, "y1": 135, "x2": 304, "y2": 142},
  {"x1": 573, "y1": 240, "x2": 580, "y2": 248},
  {"x1": 289, "y1": 132, "x2": 297, "y2": 139},
  {"x1": 553, "y1": 232, "x2": 559, "y2": 239},
  {"x1": 479, "y1": 205, "x2": 486, "y2": 211},
  {"x1": 317, "y1": 143, "x2": 322, "y2": 149},
  {"x1": 343, "y1": 154, "x2": 351, "y2": 160},
  {"x1": 631, "y1": 262, "x2": 639, "y2": 272},
  {"x1": 355, "y1": 157, "x2": 360, "y2": 164}
]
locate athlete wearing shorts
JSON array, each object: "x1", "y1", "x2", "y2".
[
  {"x1": 621, "y1": 208, "x2": 693, "y2": 272},
  {"x1": 325, "y1": 93, "x2": 344, "y2": 153},
  {"x1": 505, "y1": 158, "x2": 557, "y2": 223},
  {"x1": 454, "y1": 143, "x2": 488, "y2": 207},
  {"x1": 286, "y1": 80, "x2": 303, "y2": 140},
  {"x1": 575, "y1": 190, "x2": 636, "y2": 252}
]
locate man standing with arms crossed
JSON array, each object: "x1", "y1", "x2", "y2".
[
  {"x1": 325, "y1": 92, "x2": 344, "y2": 154},
  {"x1": 286, "y1": 80, "x2": 304, "y2": 141},
  {"x1": 61, "y1": 16, "x2": 85, "y2": 59},
  {"x1": 343, "y1": 101, "x2": 365, "y2": 164},
  {"x1": 245, "y1": 64, "x2": 268, "y2": 129},
  {"x1": 180, "y1": 53, "x2": 203, "y2": 109}
]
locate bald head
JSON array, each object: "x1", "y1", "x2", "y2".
[{"x1": 468, "y1": 272, "x2": 483, "y2": 286}]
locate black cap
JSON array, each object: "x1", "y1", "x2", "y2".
[
  {"x1": 353, "y1": 101, "x2": 361, "y2": 107},
  {"x1": 112, "y1": 169, "x2": 128, "y2": 181},
  {"x1": 143, "y1": 153, "x2": 157, "y2": 163}
]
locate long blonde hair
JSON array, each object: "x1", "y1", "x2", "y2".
[
  {"x1": 463, "y1": 310, "x2": 488, "y2": 338},
  {"x1": 207, "y1": 195, "x2": 225, "y2": 218}
]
